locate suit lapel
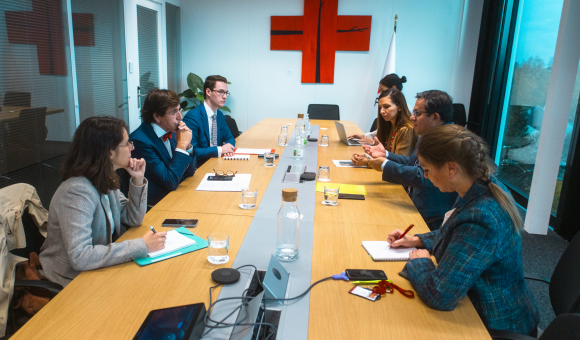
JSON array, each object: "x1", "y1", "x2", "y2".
[
  {"x1": 143, "y1": 123, "x2": 171, "y2": 161},
  {"x1": 99, "y1": 195, "x2": 114, "y2": 243},
  {"x1": 199, "y1": 104, "x2": 211, "y2": 145}
]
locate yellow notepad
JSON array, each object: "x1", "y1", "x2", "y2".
[{"x1": 315, "y1": 182, "x2": 367, "y2": 195}]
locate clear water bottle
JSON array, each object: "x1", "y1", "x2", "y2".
[
  {"x1": 304, "y1": 113, "x2": 311, "y2": 135},
  {"x1": 293, "y1": 134, "x2": 304, "y2": 160},
  {"x1": 276, "y1": 188, "x2": 300, "y2": 261}
]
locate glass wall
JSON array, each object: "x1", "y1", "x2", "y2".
[
  {"x1": 496, "y1": 0, "x2": 579, "y2": 214},
  {"x1": 0, "y1": 0, "x2": 128, "y2": 208},
  {"x1": 0, "y1": 0, "x2": 77, "y2": 207}
]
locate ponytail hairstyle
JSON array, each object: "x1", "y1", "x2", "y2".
[
  {"x1": 416, "y1": 125, "x2": 523, "y2": 230},
  {"x1": 375, "y1": 88, "x2": 413, "y2": 148}
]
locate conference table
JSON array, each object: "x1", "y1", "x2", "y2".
[
  {"x1": 11, "y1": 118, "x2": 490, "y2": 339},
  {"x1": 0, "y1": 106, "x2": 64, "y2": 123}
]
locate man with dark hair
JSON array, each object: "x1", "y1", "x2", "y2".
[
  {"x1": 365, "y1": 90, "x2": 457, "y2": 230},
  {"x1": 129, "y1": 88, "x2": 196, "y2": 206},
  {"x1": 183, "y1": 75, "x2": 236, "y2": 167}
]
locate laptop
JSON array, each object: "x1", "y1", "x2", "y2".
[{"x1": 334, "y1": 121, "x2": 361, "y2": 146}]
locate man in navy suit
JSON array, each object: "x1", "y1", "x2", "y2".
[
  {"x1": 182, "y1": 75, "x2": 236, "y2": 167},
  {"x1": 366, "y1": 90, "x2": 458, "y2": 230},
  {"x1": 130, "y1": 88, "x2": 196, "y2": 206}
]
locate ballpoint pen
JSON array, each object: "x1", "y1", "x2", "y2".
[
  {"x1": 390, "y1": 224, "x2": 415, "y2": 248},
  {"x1": 149, "y1": 225, "x2": 157, "y2": 234}
]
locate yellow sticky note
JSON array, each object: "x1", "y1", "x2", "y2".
[{"x1": 315, "y1": 182, "x2": 367, "y2": 195}]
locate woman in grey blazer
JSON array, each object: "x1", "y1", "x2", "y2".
[{"x1": 40, "y1": 117, "x2": 167, "y2": 287}]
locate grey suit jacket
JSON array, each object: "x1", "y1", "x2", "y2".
[{"x1": 39, "y1": 176, "x2": 148, "y2": 287}]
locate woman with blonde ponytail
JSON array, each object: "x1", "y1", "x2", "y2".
[{"x1": 387, "y1": 124, "x2": 539, "y2": 335}]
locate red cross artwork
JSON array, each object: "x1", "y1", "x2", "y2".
[
  {"x1": 5, "y1": 0, "x2": 95, "y2": 76},
  {"x1": 271, "y1": 0, "x2": 371, "y2": 84}
]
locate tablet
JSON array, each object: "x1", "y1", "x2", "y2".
[{"x1": 133, "y1": 303, "x2": 206, "y2": 340}]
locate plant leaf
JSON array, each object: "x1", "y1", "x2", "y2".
[
  {"x1": 178, "y1": 89, "x2": 194, "y2": 98},
  {"x1": 196, "y1": 92, "x2": 205, "y2": 102},
  {"x1": 187, "y1": 73, "x2": 204, "y2": 92},
  {"x1": 180, "y1": 101, "x2": 189, "y2": 109},
  {"x1": 220, "y1": 106, "x2": 231, "y2": 113}
]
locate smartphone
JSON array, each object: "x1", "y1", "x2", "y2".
[
  {"x1": 207, "y1": 176, "x2": 233, "y2": 181},
  {"x1": 345, "y1": 269, "x2": 387, "y2": 281},
  {"x1": 349, "y1": 286, "x2": 380, "y2": 302},
  {"x1": 161, "y1": 219, "x2": 199, "y2": 228},
  {"x1": 338, "y1": 194, "x2": 365, "y2": 200}
]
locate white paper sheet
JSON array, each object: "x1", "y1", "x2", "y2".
[
  {"x1": 196, "y1": 173, "x2": 252, "y2": 192},
  {"x1": 147, "y1": 230, "x2": 196, "y2": 258},
  {"x1": 332, "y1": 160, "x2": 366, "y2": 168},
  {"x1": 234, "y1": 148, "x2": 274, "y2": 155}
]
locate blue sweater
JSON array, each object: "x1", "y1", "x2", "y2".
[{"x1": 400, "y1": 179, "x2": 539, "y2": 335}]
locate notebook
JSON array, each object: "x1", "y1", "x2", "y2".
[
  {"x1": 223, "y1": 154, "x2": 250, "y2": 160},
  {"x1": 147, "y1": 229, "x2": 197, "y2": 258},
  {"x1": 362, "y1": 241, "x2": 417, "y2": 261}
]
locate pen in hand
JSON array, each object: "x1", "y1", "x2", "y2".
[
  {"x1": 149, "y1": 225, "x2": 157, "y2": 234},
  {"x1": 390, "y1": 224, "x2": 415, "y2": 248}
]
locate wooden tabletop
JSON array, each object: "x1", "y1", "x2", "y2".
[
  {"x1": 0, "y1": 106, "x2": 64, "y2": 123},
  {"x1": 11, "y1": 118, "x2": 490, "y2": 339}
]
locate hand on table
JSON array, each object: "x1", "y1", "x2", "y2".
[
  {"x1": 351, "y1": 153, "x2": 368, "y2": 167},
  {"x1": 126, "y1": 158, "x2": 146, "y2": 186},
  {"x1": 367, "y1": 157, "x2": 386, "y2": 172},
  {"x1": 409, "y1": 249, "x2": 430, "y2": 260},
  {"x1": 348, "y1": 133, "x2": 364, "y2": 140},
  {"x1": 222, "y1": 143, "x2": 235, "y2": 157},
  {"x1": 143, "y1": 230, "x2": 168, "y2": 252},
  {"x1": 362, "y1": 137, "x2": 386, "y2": 158},
  {"x1": 387, "y1": 229, "x2": 424, "y2": 248}
]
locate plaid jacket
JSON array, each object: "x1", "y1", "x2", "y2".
[{"x1": 400, "y1": 179, "x2": 539, "y2": 335}]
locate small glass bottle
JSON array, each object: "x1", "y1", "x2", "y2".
[
  {"x1": 293, "y1": 133, "x2": 304, "y2": 160},
  {"x1": 304, "y1": 112, "x2": 311, "y2": 135},
  {"x1": 276, "y1": 188, "x2": 300, "y2": 261}
]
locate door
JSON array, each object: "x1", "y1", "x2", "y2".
[{"x1": 124, "y1": 0, "x2": 167, "y2": 131}]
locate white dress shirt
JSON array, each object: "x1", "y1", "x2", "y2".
[
  {"x1": 151, "y1": 123, "x2": 191, "y2": 157},
  {"x1": 203, "y1": 101, "x2": 222, "y2": 157}
]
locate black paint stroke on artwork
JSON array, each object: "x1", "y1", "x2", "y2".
[
  {"x1": 271, "y1": 30, "x2": 303, "y2": 35},
  {"x1": 337, "y1": 26, "x2": 369, "y2": 33},
  {"x1": 315, "y1": 0, "x2": 324, "y2": 83}
]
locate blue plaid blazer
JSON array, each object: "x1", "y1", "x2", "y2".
[{"x1": 400, "y1": 179, "x2": 539, "y2": 335}]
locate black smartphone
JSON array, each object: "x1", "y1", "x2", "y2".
[
  {"x1": 345, "y1": 269, "x2": 388, "y2": 281},
  {"x1": 161, "y1": 219, "x2": 199, "y2": 228},
  {"x1": 338, "y1": 194, "x2": 365, "y2": 200},
  {"x1": 207, "y1": 176, "x2": 233, "y2": 181}
]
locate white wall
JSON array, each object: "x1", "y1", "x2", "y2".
[{"x1": 180, "y1": 0, "x2": 481, "y2": 132}]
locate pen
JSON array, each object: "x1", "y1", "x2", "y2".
[
  {"x1": 390, "y1": 224, "x2": 414, "y2": 248},
  {"x1": 149, "y1": 225, "x2": 157, "y2": 234},
  {"x1": 352, "y1": 280, "x2": 392, "y2": 285}
]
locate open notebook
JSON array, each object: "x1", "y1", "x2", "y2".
[
  {"x1": 362, "y1": 241, "x2": 417, "y2": 261},
  {"x1": 147, "y1": 230, "x2": 197, "y2": 258}
]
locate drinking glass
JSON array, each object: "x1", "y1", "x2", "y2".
[
  {"x1": 323, "y1": 185, "x2": 339, "y2": 206},
  {"x1": 280, "y1": 126, "x2": 289, "y2": 135},
  {"x1": 264, "y1": 152, "x2": 275, "y2": 167},
  {"x1": 317, "y1": 165, "x2": 330, "y2": 182},
  {"x1": 207, "y1": 233, "x2": 229, "y2": 264},
  {"x1": 278, "y1": 134, "x2": 288, "y2": 146},
  {"x1": 320, "y1": 135, "x2": 329, "y2": 147},
  {"x1": 241, "y1": 188, "x2": 258, "y2": 209}
]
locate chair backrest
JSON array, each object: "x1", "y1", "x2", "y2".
[
  {"x1": 550, "y1": 230, "x2": 580, "y2": 315},
  {"x1": 307, "y1": 104, "x2": 340, "y2": 120},
  {"x1": 9, "y1": 207, "x2": 46, "y2": 259},
  {"x1": 18, "y1": 107, "x2": 47, "y2": 146},
  {"x1": 3, "y1": 92, "x2": 31, "y2": 107},
  {"x1": 452, "y1": 103, "x2": 467, "y2": 127},
  {"x1": 539, "y1": 313, "x2": 580, "y2": 340},
  {"x1": 224, "y1": 115, "x2": 240, "y2": 138},
  {"x1": 370, "y1": 118, "x2": 378, "y2": 132}
]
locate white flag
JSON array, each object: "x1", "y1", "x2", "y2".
[{"x1": 382, "y1": 30, "x2": 396, "y2": 78}]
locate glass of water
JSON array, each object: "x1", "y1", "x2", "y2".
[
  {"x1": 317, "y1": 165, "x2": 330, "y2": 181},
  {"x1": 320, "y1": 135, "x2": 329, "y2": 147},
  {"x1": 241, "y1": 188, "x2": 258, "y2": 209},
  {"x1": 280, "y1": 126, "x2": 289, "y2": 135},
  {"x1": 264, "y1": 152, "x2": 275, "y2": 167},
  {"x1": 323, "y1": 185, "x2": 339, "y2": 206},
  {"x1": 207, "y1": 233, "x2": 229, "y2": 264},
  {"x1": 278, "y1": 134, "x2": 288, "y2": 146}
]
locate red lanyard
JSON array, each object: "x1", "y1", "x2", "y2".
[{"x1": 371, "y1": 280, "x2": 415, "y2": 298}]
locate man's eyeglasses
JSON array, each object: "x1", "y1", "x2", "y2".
[
  {"x1": 211, "y1": 89, "x2": 230, "y2": 97},
  {"x1": 213, "y1": 169, "x2": 237, "y2": 177},
  {"x1": 170, "y1": 108, "x2": 183, "y2": 116},
  {"x1": 412, "y1": 110, "x2": 429, "y2": 117}
]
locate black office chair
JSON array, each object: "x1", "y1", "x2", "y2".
[
  {"x1": 3, "y1": 92, "x2": 31, "y2": 107},
  {"x1": 370, "y1": 118, "x2": 378, "y2": 133},
  {"x1": 452, "y1": 103, "x2": 467, "y2": 127},
  {"x1": 307, "y1": 104, "x2": 340, "y2": 120},
  {"x1": 489, "y1": 313, "x2": 580, "y2": 340},
  {"x1": 488, "y1": 230, "x2": 580, "y2": 339},
  {"x1": 224, "y1": 115, "x2": 240, "y2": 138}
]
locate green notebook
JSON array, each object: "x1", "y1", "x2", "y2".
[{"x1": 134, "y1": 227, "x2": 208, "y2": 266}]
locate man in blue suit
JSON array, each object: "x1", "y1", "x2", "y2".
[
  {"x1": 182, "y1": 75, "x2": 236, "y2": 167},
  {"x1": 130, "y1": 88, "x2": 196, "y2": 206},
  {"x1": 367, "y1": 90, "x2": 458, "y2": 230}
]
